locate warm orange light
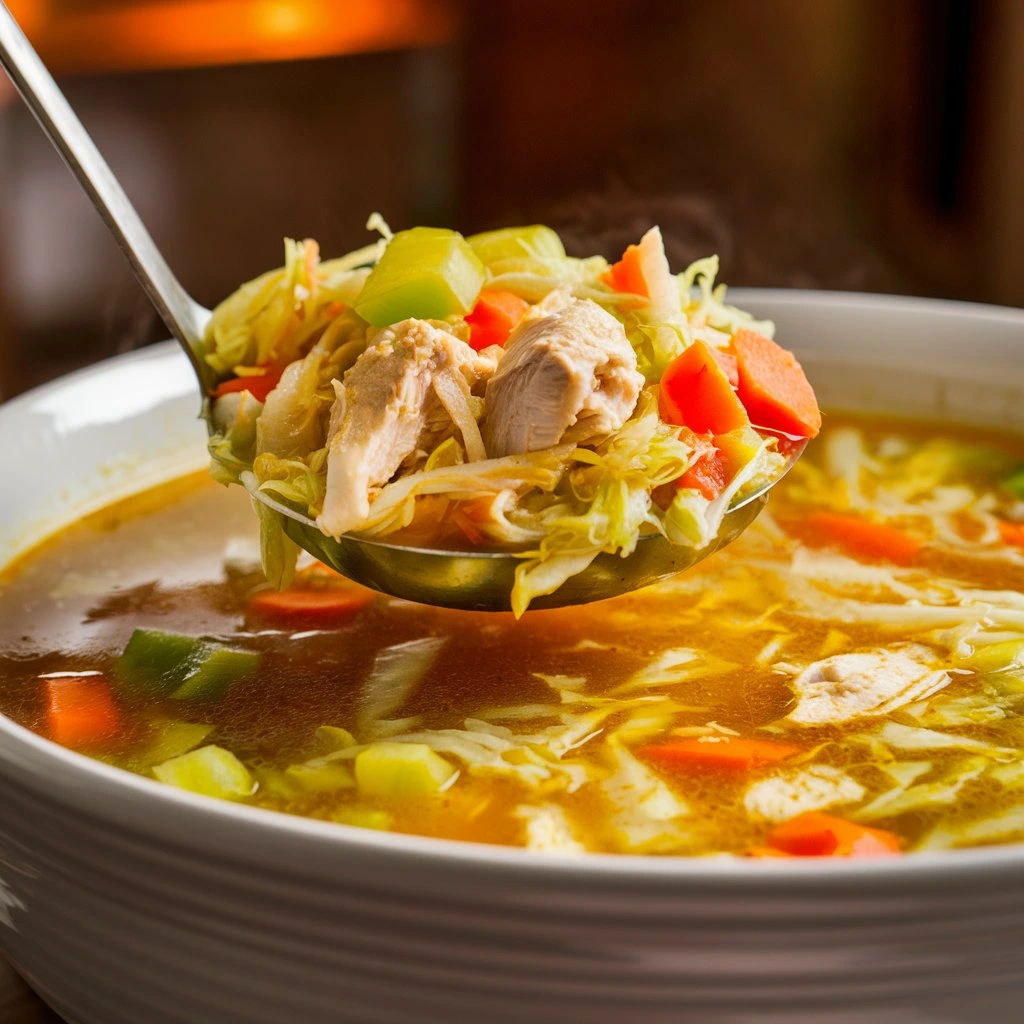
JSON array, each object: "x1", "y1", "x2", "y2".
[{"x1": 9, "y1": 0, "x2": 459, "y2": 75}]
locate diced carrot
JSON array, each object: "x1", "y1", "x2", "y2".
[
  {"x1": 732, "y1": 329, "x2": 821, "y2": 438},
  {"x1": 46, "y1": 677, "x2": 121, "y2": 748},
  {"x1": 248, "y1": 586, "x2": 376, "y2": 627},
  {"x1": 214, "y1": 366, "x2": 282, "y2": 403},
  {"x1": 637, "y1": 736, "x2": 802, "y2": 773},
  {"x1": 998, "y1": 520, "x2": 1024, "y2": 549},
  {"x1": 600, "y1": 244, "x2": 648, "y2": 296},
  {"x1": 451, "y1": 497, "x2": 495, "y2": 545},
  {"x1": 744, "y1": 847, "x2": 795, "y2": 859},
  {"x1": 659, "y1": 341, "x2": 750, "y2": 435},
  {"x1": 709, "y1": 347, "x2": 739, "y2": 387},
  {"x1": 465, "y1": 289, "x2": 530, "y2": 351},
  {"x1": 767, "y1": 812, "x2": 901, "y2": 858},
  {"x1": 800, "y1": 511, "x2": 922, "y2": 566},
  {"x1": 677, "y1": 433, "x2": 729, "y2": 500}
]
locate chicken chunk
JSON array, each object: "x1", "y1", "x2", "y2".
[
  {"x1": 743, "y1": 766, "x2": 865, "y2": 822},
  {"x1": 483, "y1": 298, "x2": 643, "y2": 457},
  {"x1": 785, "y1": 645, "x2": 951, "y2": 726},
  {"x1": 318, "y1": 319, "x2": 492, "y2": 538}
]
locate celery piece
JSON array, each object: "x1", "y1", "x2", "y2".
[
  {"x1": 152, "y1": 744, "x2": 255, "y2": 800},
  {"x1": 964, "y1": 640, "x2": 1024, "y2": 674},
  {"x1": 353, "y1": 227, "x2": 485, "y2": 326},
  {"x1": 331, "y1": 806, "x2": 393, "y2": 831},
  {"x1": 116, "y1": 628, "x2": 207, "y2": 697},
  {"x1": 355, "y1": 742, "x2": 456, "y2": 798},
  {"x1": 284, "y1": 762, "x2": 355, "y2": 793},
  {"x1": 140, "y1": 721, "x2": 215, "y2": 766},
  {"x1": 1005, "y1": 467, "x2": 1024, "y2": 500},
  {"x1": 467, "y1": 225, "x2": 565, "y2": 265},
  {"x1": 170, "y1": 647, "x2": 261, "y2": 701}
]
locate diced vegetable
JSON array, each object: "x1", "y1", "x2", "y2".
[
  {"x1": 139, "y1": 721, "x2": 215, "y2": 765},
  {"x1": 1004, "y1": 467, "x2": 1024, "y2": 500},
  {"x1": 637, "y1": 736, "x2": 802, "y2": 773},
  {"x1": 284, "y1": 762, "x2": 355, "y2": 793},
  {"x1": 600, "y1": 244, "x2": 647, "y2": 296},
  {"x1": 800, "y1": 511, "x2": 922, "y2": 566},
  {"x1": 766, "y1": 811, "x2": 901, "y2": 857},
  {"x1": 331, "y1": 806, "x2": 394, "y2": 831},
  {"x1": 961, "y1": 639, "x2": 1024, "y2": 674},
  {"x1": 46, "y1": 677, "x2": 120, "y2": 747},
  {"x1": 732, "y1": 329, "x2": 821, "y2": 438},
  {"x1": 465, "y1": 289, "x2": 530, "y2": 351},
  {"x1": 248, "y1": 585, "x2": 375, "y2": 627},
  {"x1": 117, "y1": 629, "x2": 206, "y2": 697},
  {"x1": 467, "y1": 224, "x2": 565, "y2": 265},
  {"x1": 709, "y1": 347, "x2": 739, "y2": 386},
  {"x1": 998, "y1": 520, "x2": 1024, "y2": 549},
  {"x1": 659, "y1": 341, "x2": 750, "y2": 434},
  {"x1": 354, "y1": 742, "x2": 456, "y2": 798},
  {"x1": 152, "y1": 744, "x2": 255, "y2": 800},
  {"x1": 213, "y1": 366, "x2": 282, "y2": 403},
  {"x1": 170, "y1": 647, "x2": 261, "y2": 701},
  {"x1": 116, "y1": 628, "x2": 259, "y2": 701},
  {"x1": 353, "y1": 227, "x2": 485, "y2": 326},
  {"x1": 677, "y1": 435, "x2": 729, "y2": 500}
]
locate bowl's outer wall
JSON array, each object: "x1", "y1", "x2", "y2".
[{"x1": 1, "y1": 291, "x2": 1023, "y2": 1024}]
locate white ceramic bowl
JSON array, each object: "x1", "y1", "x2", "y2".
[{"x1": 1, "y1": 291, "x2": 1024, "y2": 1024}]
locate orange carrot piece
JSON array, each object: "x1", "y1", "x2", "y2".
[
  {"x1": 732, "y1": 329, "x2": 821, "y2": 438},
  {"x1": 743, "y1": 847, "x2": 796, "y2": 859},
  {"x1": 767, "y1": 812, "x2": 901, "y2": 858},
  {"x1": 248, "y1": 586, "x2": 376, "y2": 627},
  {"x1": 214, "y1": 367, "x2": 282, "y2": 403},
  {"x1": 46, "y1": 677, "x2": 121, "y2": 748},
  {"x1": 709, "y1": 347, "x2": 739, "y2": 387},
  {"x1": 801, "y1": 511, "x2": 922, "y2": 566},
  {"x1": 637, "y1": 736, "x2": 802, "y2": 773},
  {"x1": 465, "y1": 289, "x2": 530, "y2": 351},
  {"x1": 998, "y1": 520, "x2": 1024, "y2": 549},
  {"x1": 600, "y1": 244, "x2": 648, "y2": 296},
  {"x1": 677, "y1": 434, "x2": 730, "y2": 500},
  {"x1": 659, "y1": 341, "x2": 750, "y2": 435}
]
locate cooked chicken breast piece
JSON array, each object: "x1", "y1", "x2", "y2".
[
  {"x1": 483, "y1": 298, "x2": 643, "y2": 457},
  {"x1": 743, "y1": 766, "x2": 865, "y2": 822},
  {"x1": 318, "y1": 319, "x2": 492, "y2": 538},
  {"x1": 785, "y1": 645, "x2": 951, "y2": 726}
]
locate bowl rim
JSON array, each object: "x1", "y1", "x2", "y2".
[{"x1": 3, "y1": 286, "x2": 1024, "y2": 888}]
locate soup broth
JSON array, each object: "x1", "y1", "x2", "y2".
[{"x1": 2, "y1": 414, "x2": 1024, "y2": 857}]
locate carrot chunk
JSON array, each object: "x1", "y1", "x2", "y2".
[
  {"x1": 248, "y1": 586, "x2": 376, "y2": 628},
  {"x1": 709, "y1": 346, "x2": 739, "y2": 387},
  {"x1": 732, "y1": 329, "x2": 821, "y2": 438},
  {"x1": 213, "y1": 367, "x2": 282, "y2": 403},
  {"x1": 677, "y1": 434, "x2": 730, "y2": 500},
  {"x1": 998, "y1": 520, "x2": 1024, "y2": 549},
  {"x1": 465, "y1": 289, "x2": 530, "y2": 351},
  {"x1": 767, "y1": 812, "x2": 901, "y2": 858},
  {"x1": 46, "y1": 677, "x2": 121, "y2": 748},
  {"x1": 600, "y1": 243, "x2": 648, "y2": 296},
  {"x1": 637, "y1": 736, "x2": 802, "y2": 773},
  {"x1": 659, "y1": 341, "x2": 750, "y2": 435},
  {"x1": 799, "y1": 511, "x2": 922, "y2": 566}
]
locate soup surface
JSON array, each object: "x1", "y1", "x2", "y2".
[{"x1": 2, "y1": 414, "x2": 1024, "y2": 857}]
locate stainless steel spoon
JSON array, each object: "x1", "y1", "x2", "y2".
[{"x1": 0, "y1": 5, "x2": 805, "y2": 612}]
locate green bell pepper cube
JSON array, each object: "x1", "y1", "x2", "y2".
[{"x1": 467, "y1": 224, "x2": 565, "y2": 265}]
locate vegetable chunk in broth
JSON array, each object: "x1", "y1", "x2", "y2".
[{"x1": 2, "y1": 414, "x2": 1024, "y2": 858}]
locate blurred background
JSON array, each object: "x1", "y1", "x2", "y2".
[{"x1": 0, "y1": 0, "x2": 1022, "y2": 401}]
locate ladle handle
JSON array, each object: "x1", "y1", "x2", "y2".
[{"x1": 0, "y1": 3, "x2": 211, "y2": 382}]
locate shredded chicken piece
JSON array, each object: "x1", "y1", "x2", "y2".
[
  {"x1": 318, "y1": 319, "x2": 493, "y2": 537},
  {"x1": 743, "y1": 765, "x2": 865, "y2": 822},
  {"x1": 483, "y1": 298, "x2": 643, "y2": 457},
  {"x1": 785, "y1": 645, "x2": 951, "y2": 726}
]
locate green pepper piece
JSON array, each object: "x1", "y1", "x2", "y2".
[
  {"x1": 467, "y1": 224, "x2": 565, "y2": 265},
  {"x1": 138, "y1": 721, "x2": 215, "y2": 767},
  {"x1": 116, "y1": 629, "x2": 209, "y2": 697},
  {"x1": 353, "y1": 227, "x2": 485, "y2": 326},
  {"x1": 1005, "y1": 467, "x2": 1024, "y2": 500},
  {"x1": 152, "y1": 744, "x2": 255, "y2": 800},
  {"x1": 170, "y1": 647, "x2": 261, "y2": 701}
]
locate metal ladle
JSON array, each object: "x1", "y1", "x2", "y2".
[{"x1": 0, "y1": 5, "x2": 805, "y2": 612}]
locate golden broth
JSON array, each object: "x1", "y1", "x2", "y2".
[{"x1": 2, "y1": 413, "x2": 1024, "y2": 856}]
